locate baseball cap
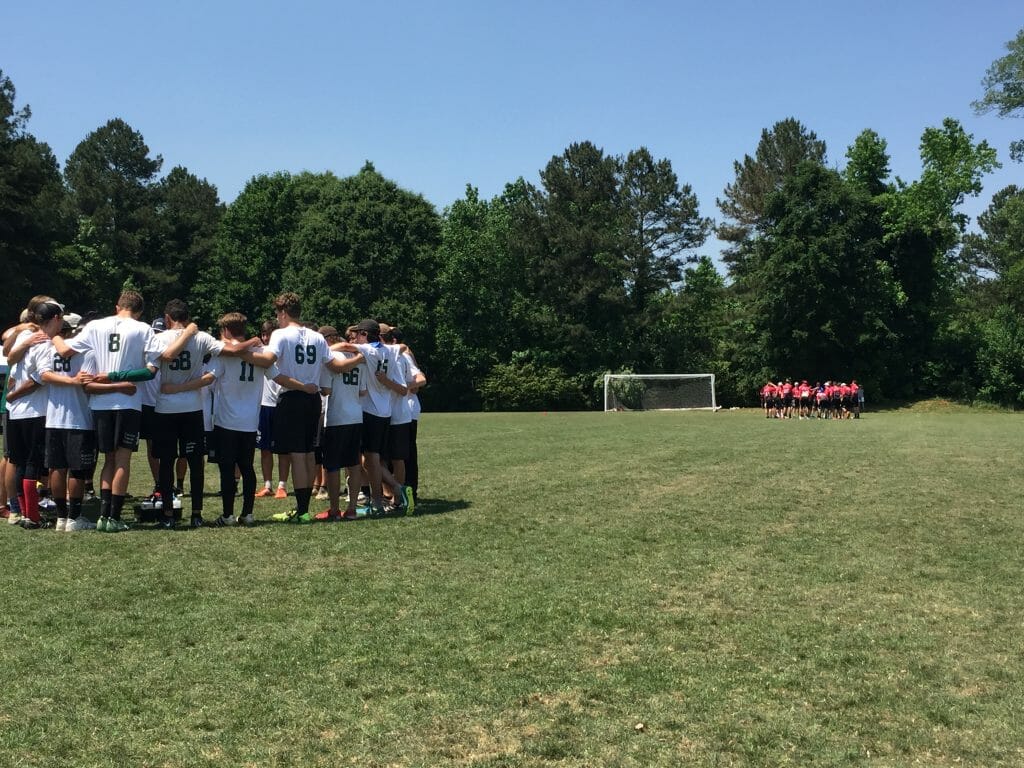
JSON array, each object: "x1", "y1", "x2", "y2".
[
  {"x1": 354, "y1": 319, "x2": 379, "y2": 335},
  {"x1": 64, "y1": 312, "x2": 82, "y2": 330},
  {"x1": 317, "y1": 325, "x2": 339, "y2": 338},
  {"x1": 152, "y1": 317, "x2": 166, "y2": 331}
]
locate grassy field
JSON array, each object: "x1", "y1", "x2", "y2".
[{"x1": 1, "y1": 405, "x2": 1023, "y2": 767}]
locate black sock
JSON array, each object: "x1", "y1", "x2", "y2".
[
  {"x1": 111, "y1": 494, "x2": 125, "y2": 521},
  {"x1": 55, "y1": 498, "x2": 68, "y2": 518},
  {"x1": 100, "y1": 489, "x2": 112, "y2": 518},
  {"x1": 69, "y1": 498, "x2": 83, "y2": 520},
  {"x1": 295, "y1": 488, "x2": 312, "y2": 516}
]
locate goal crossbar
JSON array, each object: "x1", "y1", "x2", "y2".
[{"x1": 603, "y1": 373, "x2": 717, "y2": 412}]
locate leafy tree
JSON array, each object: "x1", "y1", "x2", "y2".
[
  {"x1": 280, "y1": 163, "x2": 442, "y2": 345},
  {"x1": 879, "y1": 119, "x2": 999, "y2": 393},
  {"x1": 745, "y1": 162, "x2": 901, "y2": 386},
  {"x1": 962, "y1": 185, "x2": 1024, "y2": 310},
  {"x1": 433, "y1": 182, "x2": 536, "y2": 408},
  {"x1": 649, "y1": 256, "x2": 730, "y2": 379},
  {"x1": 0, "y1": 69, "x2": 70, "y2": 320},
  {"x1": 844, "y1": 129, "x2": 891, "y2": 196},
  {"x1": 619, "y1": 147, "x2": 712, "y2": 314},
  {"x1": 145, "y1": 166, "x2": 224, "y2": 314},
  {"x1": 717, "y1": 118, "x2": 827, "y2": 274},
  {"x1": 973, "y1": 27, "x2": 1024, "y2": 161},
  {"x1": 61, "y1": 118, "x2": 163, "y2": 309},
  {"x1": 192, "y1": 172, "x2": 296, "y2": 327},
  {"x1": 976, "y1": 305, "x2": 1024, "y2": 407}
]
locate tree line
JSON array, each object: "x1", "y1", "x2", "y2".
[{"x1": 2, "y1": 30, "x2": 1023, "y2": 410}]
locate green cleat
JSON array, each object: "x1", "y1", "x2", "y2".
[
  {"x1": 96, "y1": 516, "x2": 109, "y2": 532},
  {"x1": 106, "y1": 518, "x2": 130, "y2": 533},
  {"x1": 401, "y1": 485, "x2": 415, "y2": 516}
]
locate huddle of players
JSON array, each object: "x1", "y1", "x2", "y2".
[
  {"x1": 1, "y1": 289, "x2": 424, "y2": 531},
  {"x1": 759, "y1": 379, "x2": 863, "y2": 420}
]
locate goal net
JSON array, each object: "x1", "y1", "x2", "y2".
[{"x1": 603, "y1": 374, "x2": 717, "y2": 411}]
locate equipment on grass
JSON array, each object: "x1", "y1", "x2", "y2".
[{"x1": 603, "y1": 373, "x2": 717, "y2": 412}]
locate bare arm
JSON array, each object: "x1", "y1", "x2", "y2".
[
  {"x1": 41, "y1": 370, "x2": 95, "y2": 387},
  {"x1": 84, "y1": 381, "x2": 137, "y2": 396},
  {"x1": 247, "y1": 348, "x2": 277, "y2": 367},
  {"x1": 376, "y1": 370, "x2": 409, "y2": 397},
  {"x1": 273, "y1": 373, "x2": 317, "y2": 394},
  {"x1": 236, "y1": 343, "x2": 274, "y2": 368},
  {"x1": 5, "y1": 379, "x2": 41, "y2": 403},
  {"x1": 50, "y1": 333, "x2": 76, "y2": 359},
  {"x1": 409, "y1": 371, "x2": 427, "y2": 393},
  {"x1": 3, "y1": 323, "x2": 38, "y2": 355},
  {"x1": 218, "y1": 337, "x2": 260, "y2": 358},
  {"x1": 159, "y1": 323, "x2": 199, "y2": 362},
  {"x1": 325, "y1": 352, "x2": 364, "y2": 374},
  {"x1": 161, "y1": 372, "x2": 215, "y2": 395},
  {"x1": 5, "y1": 330, "x2": 47, "y2": 364},
  {"x1": 330, "y1": 341, "x2": 359, "y2": 353}
]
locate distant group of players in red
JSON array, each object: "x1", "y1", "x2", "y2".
[{"x1": 760, "y1": 379, "x2": 863, "y2": 420}]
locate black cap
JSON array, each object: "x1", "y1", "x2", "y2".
[{"x1": 354, "y1": 319, "x2": 379, "y2": 335}]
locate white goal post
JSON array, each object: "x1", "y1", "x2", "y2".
[{"x1": 603, "y1": 373, "x2": 717, "y2": 412}]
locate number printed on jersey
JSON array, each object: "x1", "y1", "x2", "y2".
[
  {"x1": 52, "y1": 354, "x2": 72, "y2": 373},
  {"x1": 294, "y1": 344, "x2": 317, "y2": 365},
  {"x1": 107, "y1": 333, "x2": 121, "y2": 352},
  {"x1": 342, "y1": 368, "x2": 359, "y2": 386},
  {"x1": 169, "y1": 350, "x2": 192, "y2": 371},
  {"x1": 238, "y1": 361, "x2": 255, "y2": 382}
]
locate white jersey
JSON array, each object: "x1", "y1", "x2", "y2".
[
  {"x1": 386, "y1": 344, "x2": 412, "y2": 426},
  {"x1": 201, "y1": 372, "x2": 214, "y2": 432},
  {"x1": 210, "y1": 356, "x2": 279, "y2": 432},
  {"x1": 319, "y1": 352, "x2": 365, "y2": 427},
  {"x1": 260, "y1": 375, "x2": 282, "y2": 407},
  {"x1": 67, "y1": 314, "x2": 158, "y2": 411},
  {"x1": 404, "y1": 352, "x2": 423, "y2": 421},
  {"x1": 140, "y1": 369, "x2": 160, "y2": 408},
  {"x1": 31, "y1": 340, "x2": 94, "y2": 430},
  {"x1": 7, "y1": 330, "x2": 49, "y2": 420},
  {"x1": 354, "y1": 341, "x2": 394, "y2": 418},
  {"x1": 268, "y1": 325, "x2": 330, "y2": 385},
  {"x1": 153, "y1": 328, "x2": 223, "y2": 414}
]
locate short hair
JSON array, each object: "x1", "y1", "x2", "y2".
[
  {"x1": 164, "y1": 299, "x2": 189, "y2": 323},
  {"x1": 117, "y1": 291, "x2": 145, "y2": 315},
  {"x1": 260, "y1": 319, "x2": 276, "y2": 336},
  {"x1": 218, "y1": 312, "x2": 248, "y2": 338},
  {"x1": 273, "y1": 292, "x2": 301, "y2": 319},
  {"x1": 26, "y1": 295, "x2": 56, "y2": 323}
]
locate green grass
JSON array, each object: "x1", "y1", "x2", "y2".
[{"x1": 2, "y1": 407, "x2": 1024, "y2": 766}]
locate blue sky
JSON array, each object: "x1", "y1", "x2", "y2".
[{"x1": 5, "y1": 2, "x2": 1022, "y2": 263}]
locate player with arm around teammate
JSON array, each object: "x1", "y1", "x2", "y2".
[{"x1": 246, "y1": 293, "x2": 361, "y2": 523}]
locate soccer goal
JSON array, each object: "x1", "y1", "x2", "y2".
[{"x1": 603, "y1": 373, "x2": 717, "y2": 412}]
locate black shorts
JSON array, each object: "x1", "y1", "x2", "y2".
[
  {"x1": 214, "y1": 426, "x2": 257, "y2": 468},
  {"x1": 361, "y1": 412, "x2": 390, "y2": 455},
  {"x1": 152, "y1": 410, "x2": 206, "y2": 460},
  {"x1": 272, "y1": 390, "x2": 321, "y2": 454},
  {"x1": 7, "y1": 416, "x2": 46, "y2": 469},
  {"x1": 256, "y1": 405, "x2": 274, "y2": 451},
  {"x1": 322, "y1": 423, "x2": 362, "y2": 471},
  {"x1": 140, "y1": 404, "x2": 158, "y2": 440},
  {"x1": 94, "y1": 409, "x2": 141, "y2": 453},
  {"x1": 45, "y1": 428, "x2": 97, "y2": 472},
  {"x1": 384, "y1": 421, "x2": 411, "y2": 462},
  {"x1": 2, "y1": 412, "x2": 9, "y2": 458}
]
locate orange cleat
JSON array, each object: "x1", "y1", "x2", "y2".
[{"x1": 274, "y1": 487, "x2": 288, "y2": 499}]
